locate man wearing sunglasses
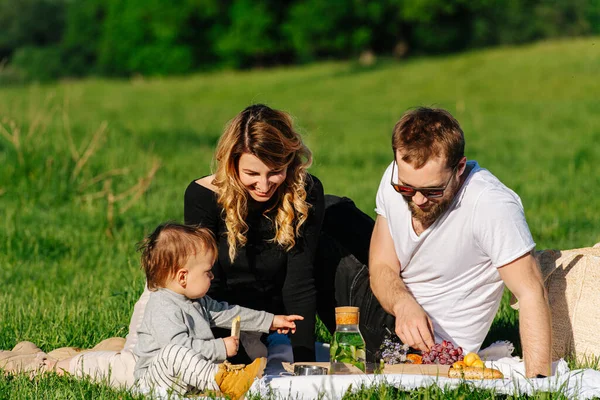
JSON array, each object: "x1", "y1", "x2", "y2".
[{"x1": 369, "y1": 107, "x2": 551, "y2": 378}]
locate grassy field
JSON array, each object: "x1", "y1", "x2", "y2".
[{"x1": 1, "y1": 36, "x2": 599, "y2": 398}]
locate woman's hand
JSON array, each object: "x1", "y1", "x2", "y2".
[
  {"x1": 270, "y1": 315, "x2": 304, "y2": 334},
  {"x1": 223, "y1": 336, "x2": 239, "y2": 357}
]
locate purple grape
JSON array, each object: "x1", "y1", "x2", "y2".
[{"x1": 420, "y1": 340, "x2": 465, "y2": 365}]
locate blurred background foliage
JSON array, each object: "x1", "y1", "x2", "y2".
[{"x1": 0, "y1": 0, "x2": 599, "y2": 81}]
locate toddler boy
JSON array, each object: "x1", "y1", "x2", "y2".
[{"x1": 134, "y1": 222, "x2": 302, "y2": 399}]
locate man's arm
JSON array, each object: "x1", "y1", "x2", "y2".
[
  {"x1": 498, "y1": 252, "x2": 552, "y2": 377},
  {"x1": 369, "y1": 215, "x2": 434, "y2": 352}
]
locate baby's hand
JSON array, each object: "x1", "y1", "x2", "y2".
[
  {"x1": 271, "y1": 315, "x2": 304, "y2": 334},
  {"x1": 223, "y1": 336, "x2": 239, "y2": 357}
]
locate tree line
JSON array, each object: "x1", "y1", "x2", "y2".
[{"x1": 0, "y1": 0, "x2": 598, "y2": 81}]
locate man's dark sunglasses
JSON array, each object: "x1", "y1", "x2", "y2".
[{"x1": 390, "y1": 160, "x2": 458, "y2": 199}]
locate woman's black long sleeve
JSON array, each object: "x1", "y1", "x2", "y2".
[
  {"x1": 183, "y1": 175, "x2": 325, "y2": 361},
  {"x1": 282, "y1": 176, "x2": 324, "y2": 361}
]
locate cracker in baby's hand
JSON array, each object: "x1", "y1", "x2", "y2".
[{"x1": 231, "y1": 316, "x2": 241, "y2": 338}]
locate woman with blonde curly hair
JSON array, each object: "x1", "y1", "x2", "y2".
[
  {"x1": 8, "y1": 104, "x2": 375, "y2": 387},
  {"x1": 184, "y1": 104, "x2": 325, "y2": 362}
]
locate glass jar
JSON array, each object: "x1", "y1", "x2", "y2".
[{"x1": 329, "y1": 306, "x2": 366, "y2": 374}]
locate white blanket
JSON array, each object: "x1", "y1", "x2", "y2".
[
  {"x1": 249, "y1": 341, "x2": 600, "y2": 399},
  {"x1": 137, "y1": 341, "x2": 600, "y2": 399},
  {"x1": 250, "y1": 361, "x2": 600, "y2": 399}
]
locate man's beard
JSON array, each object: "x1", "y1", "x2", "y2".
[{"x1": 404, "y1": 180, "x2": 460, "y2": 227}]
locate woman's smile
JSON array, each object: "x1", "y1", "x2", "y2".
[
  {"x1": 253, "y1": 186, "x2": 273, "y2": 197},
  {"x1": 238, "y1": 153, "x2": 287, "y2": 202}
]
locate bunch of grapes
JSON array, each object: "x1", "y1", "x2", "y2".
[
  {"x1": 421, "y1": 340, "x2": 464, "y2": 365},
  {"x1": 377, "y1": 334, "x2": 409, "y2": 364}
]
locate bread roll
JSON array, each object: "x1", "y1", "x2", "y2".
[
  {"x1": 231, "y1": 316, "x2": 241, "y2": 338},
  {"x1": 448, "y1": 366, "x2": 504, "y2": 379}
]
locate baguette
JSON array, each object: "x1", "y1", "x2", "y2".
[
  {"x1": 448, "y1": 366, "x2": 504, "y2": 379},
  {"x1": 231, "y1": 316, "x2": 241, "y2": 338}
]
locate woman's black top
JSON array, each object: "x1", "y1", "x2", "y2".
[{"x1": 184, "y1": 175, "x2": 325, "y2": 361}]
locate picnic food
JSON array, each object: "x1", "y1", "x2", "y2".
[
  {"x1": 421, "y1": 340, "x2": 464, "y2": 365},
  {"x1": 379, "y1": 335, "x2": 462, "y2": 366},
  {"x1": 330, "y1": 307, "x2": 366, "y2": 373},
  {"x1": 231, "y1": 316, "x2": 241, "y2": 338},
  {"x1": 462, "y1": 352, "x2": 481, "y2": 367},
  {"x1": 406, "y1": 354, "x2": 423, "y2": 364},
  {"x1": 448, "y1": 352, "x2": 503, "y2": 379},
  {"x1": 448, "y1": 366, "x2": 504, "y2": 379}
]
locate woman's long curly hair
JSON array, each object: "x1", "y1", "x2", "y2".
[{"x1": 212, "y1": 104, "x2": 313, "y2": 262}]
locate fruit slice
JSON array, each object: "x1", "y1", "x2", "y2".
[
  {"x1": 355, "y1": 349, "x2": 366, "y2": 361},
  {"x1": 406, "y1": 354, "x2": 423, "y2": 364}
]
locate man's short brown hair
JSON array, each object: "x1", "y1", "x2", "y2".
[
  {"x1": 392, "y1": 107, "x2": 465, "y2": 169},
  {"x1": 138, "y1": 222, "x2": 218, "y2": 291}
]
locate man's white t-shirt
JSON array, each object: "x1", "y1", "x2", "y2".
[{"x1": 375, "y1": 160, "x2": 535, "y2": 352}]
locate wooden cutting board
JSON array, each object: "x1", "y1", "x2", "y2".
[
  {"x1": 381, "y1": 363, "x2": 450, "y2": 376},
  {"x1": 284, "y1": 362, "x2": 451, "y2": 377}
]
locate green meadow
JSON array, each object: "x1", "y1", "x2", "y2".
[{"x1": 1, "y1": 37, "x2": 599, "y2": 398}]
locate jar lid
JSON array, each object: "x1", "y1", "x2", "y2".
[
  {"x1": 335, "y1": 306, "x2": 359, "y2": 313},
  {"x1": 335, "y1": 306, "x2": 359, "y2": 324}
]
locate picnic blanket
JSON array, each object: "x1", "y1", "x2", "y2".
[
  {"x1": 249, "y1": 364, "x2": 600, "y2": 399},
  {"x1": 135, "y1": 357, "x2": 600, "y2": 400},
  {"x1": 248, "y1": 342, "x2": 600, "y2": 399},
  {"x1": 6, "y1": 339, "x2": 598, "y2": 399}
]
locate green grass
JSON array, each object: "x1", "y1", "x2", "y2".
[
  {"x1": 1, "y1": 36, "x2": 600, "y2": 398},
  {"x1": 248, "y1": 381, "x2": 577, "y2": 400},
  {"x1": 0, "y1": 373, "x2": 146, "y2": 399}
]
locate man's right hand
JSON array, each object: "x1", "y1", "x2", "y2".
[
  {"x1": 370, "y1": 215, "x2": 436, "y2": 352},
  {"x1": 393, "y1": 298, "x2": 435, "y2": 352}
]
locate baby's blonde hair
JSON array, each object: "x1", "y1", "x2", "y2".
[{"x1": 212, "y1": 104, "x2": 312, "y2": 262}]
